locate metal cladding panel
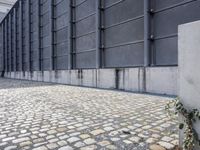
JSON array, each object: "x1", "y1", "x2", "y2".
[
  {"x1": 13, "y1": 9, "x2": 17, "y2": 72},
  {"x1": 0, "y1": 25, "x2": 3, "y2": 71},
  {"x1": 40, "y1": 0, "x2": 51, "y2": 71},
  {"x1": 16, "y1": 4, "x2": 20, "y2": 71},
  {"x1": 1, "y1": 0, "x2": 200, "y2": 71},
  {"x1": 21, "y1": 0, "x2": 30, "y2": 71},
  {"x1": 104, "y1": 0, "x2": 144, "y2": 67},
  {"x1": 105, "y1": 19, "x2": 144, "y2": 48},
  {"x1": 153, "y1": 0, "x2": 200, "y2": 65},
  {"x1": 29, "y1": 0, "x2": 40, "y2": 73},
  {"x1": 7, "y1": 16, "x2": 10, "y2": 72},
  {"x1": 31, "y1": 0, "x2": 41, "y2": 71},
  {"x1": 74, "y1": 0, "x2": 97, "y2": 69},
  {"x1": 19, "y1": 0, "x2": 23, "y2": 71},
  {"x1": 154, "y1": 37, "x2": 178, "y2": 65},
  {"x1": 76, "y1": 33, "x2": 96, "y2": 52},
  {"x1": 75, "y1": 51, "x2": 96, "y2": 69},
  {"x1": 105, "y1": 43, "x2": 144, "y2": 67},
  {"x1": 104, "y1": 0, "x2": 144, "y2": 26},
  {"x1": 53, "y1": 0, "x2": 69, "y2": 70},
  {"x1": 153, "y1": 0, "x2": 185, "y2": 10},
  {"x1": 4, "y1": 21, "x2": 8, "y2": 72},
  {"x1": 11, "y1": 11, "x2": 15, "y2": 72}
]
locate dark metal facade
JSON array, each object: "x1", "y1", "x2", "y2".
[
  {"x1": 0, "y1": 0, "x2": 200, "y2": 72},
  {"x1": 53, "y1": 0, "x2": 69, "y2": 70}
]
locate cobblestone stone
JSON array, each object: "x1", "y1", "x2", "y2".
[
  {"x1": 12, "y1": 137, "x2": 30, "y2": 143},
  {"x1": 83, "y1": 138, "x2": 96, "y2": 145},
  {"x1": 4, "y1": 146, "x2": 18, "y2": 150},
  {"x1": 2, "y1": 137, "x2": 15, "y2": 142},
  {"x1": 32, "y1": 146, "x2": 48, "y2": 150},
  {"x1": 19, "y1": 141, "x2": 32, "y2": 147},
  {"x1": 149, "y1": 144, "x2": 166, "y2": 150},
  {"x1": 46, "y1": 143, "x2": 59, "y2": 149},
  {"x1": 0, "y1": 78, "x2": 178, "y2": 150},
  {"x1": 58, "y1": 146, "x2": 73, "y2": 150},
  {"x1": 158, "y1": 141, "x2": 175, "y2": 149}
]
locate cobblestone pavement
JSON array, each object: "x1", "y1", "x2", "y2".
[{"x1": 0, "y1": 78, "x2": 178, "y2": 150}]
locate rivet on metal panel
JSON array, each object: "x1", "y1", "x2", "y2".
[
  {"x1": 149, "y1": 9, "x2": 154, "y2": 14},
  {"x1": 150, "y1": 35, "x2": 154, "y2": 41}
]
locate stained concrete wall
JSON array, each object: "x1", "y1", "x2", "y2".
[
  {"x1": 146, "y1": 67, "x2": 178, "y2": 96},
  {"x1": 178, "y1": 20, "x2": 200, "y2": 149},
  {"x1": 3, "y1": 66, "x2": 178, "y2": 96}
]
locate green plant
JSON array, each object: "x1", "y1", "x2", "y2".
[{"x1": 165, "y1": 98, "x2": 200, "y2": 150}]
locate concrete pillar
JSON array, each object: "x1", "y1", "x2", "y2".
[{"x1": 178, "y1": 20, "x2": 200, "y2": 149}]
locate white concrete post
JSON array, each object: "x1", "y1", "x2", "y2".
[{"x1": 178, "y1": 20, "x2": 200, "y2": 149}]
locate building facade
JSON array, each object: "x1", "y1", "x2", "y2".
[{"x1": 0, "y1": 0, "x2": 200, "y2": 95}]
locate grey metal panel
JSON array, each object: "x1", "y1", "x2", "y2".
[
  {"x1": 105, "y1": 19, "x2": 144, "y2": 47},
  {"x1": 153, "y1": 0, "x2": 186, "y2": 10},
  {"x1": 104, "y1": 0, "x2": 144, "y2": 67},
  {"x1": 104, "y1": 0, "x2": 144, "y2": 27},
  {"x1": 22, "y1": 0, "x2": 27, "y2": 71},
  {"x1": 30, "y1": 0, "x2": 38, "y2": 71},
  {"x1": 55, "y1": 55, "x2": 68, "y2": 70},
  {"x1": 30, "y1": 0, "x2": 40, "y2": 71},
  {"x1": 154, "y1": 1, "x2": 200, "y2": 37},
  {"x1": 153, "y1": 0, "x2": 200, "y2": 66},
  {"x1": 54, "y1": 42, "x2": 68, "y2": 56},
  {"x1": 2, "y1": 23, "x2": 5, "y2": 72},
  {"x1": 54, "y1": 0, "x2": 68, "y2": 17},
  {"x1": 11, "y1": 10, "x2": 15, "y2": 72},
  {"x1": 54, "y1": 13, "x2": 68, "y2": 30},
  {"x1": 16, "y1": 2, "x2": 21, "y2": 71},
  {"x1": 13, "y1": 8, "x2": 17, "y2": 71},
  {"x1": 7, "y1": 15, "x2": 10, "y2": 72},
  {"x1": 104, "y1": 0, "x2": 119, "y2": 6},
  {"x1": 154, "y1": 37, "x2": 178, "y2": 65},
  {"x1": 4, "y1": 20, "x2": 7, "y2": 72},
  {"x1": 76, "y1": 16, "x2": 96, "y2": 37},
  {"x1": 68, "y1": 0, "x2": 72, "y2": 69},
  {"x1": 6, "y1": 19, "x2": 9, "y2": 72},
  {"x1": 76, "y1": 33, "x2": 95, "y2": 52},
  {"x1": 105, "y1": 43, "x2": 144, "y2": 67},
  {"x1": 38, "y1": 0, "x2": 41, "y2": 71},
  {"x1": 26, "y1": 0, "x2": 31, "y2": 71},
  {"x1": 75, "y1": 51, "x2": 96, "y2": 68},
  {"x1": 5, "y1": 18, "x2": 8, "y2": 72},
  {"x1": 9, "y1": 14, "x2": 12, "y2": 72},
  {"x1": 76, "y1": 0, "x2": 85, "y2": 5},
  {"x1": 75, "y1": 0, "x2": 96, "y2": 20},
  {"x1": 6, "y1": 16, "x2": 10, "y2": 72},
  {"x1": 40, "y1": 0, "x2": 51, "y2": 71},
  {"x1": 49, "y1": 0, "x2": 53, "y2": 70},
  {"x1": 53, "y1": 0, "x2": 69, "y2": 70},
  {"x1": 1, "y1": 0, "x2": 200, "y2": 71},
  {"x1": 0, "y1": 25, "x2": 3, "y2": 71},
  {"x1": 15, "y1": 4, "x2": 18, "y2": 71},
  {"x1": 74, "y1": 0, "x2": 97, "y2": 69},
  {"x1": 55, "y1": 28, "x2": 68, "y2": 44}
]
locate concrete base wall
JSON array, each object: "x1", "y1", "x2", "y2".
[
  {"x1": 3, "y1": 67, "x2": 178, "y2": 96},
  {"x1": 179, "y1": 20, "x2": 200, "y2": 149},
  {"x1": 146, "y1": 67, "x2": 178, "y2": 96}
]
